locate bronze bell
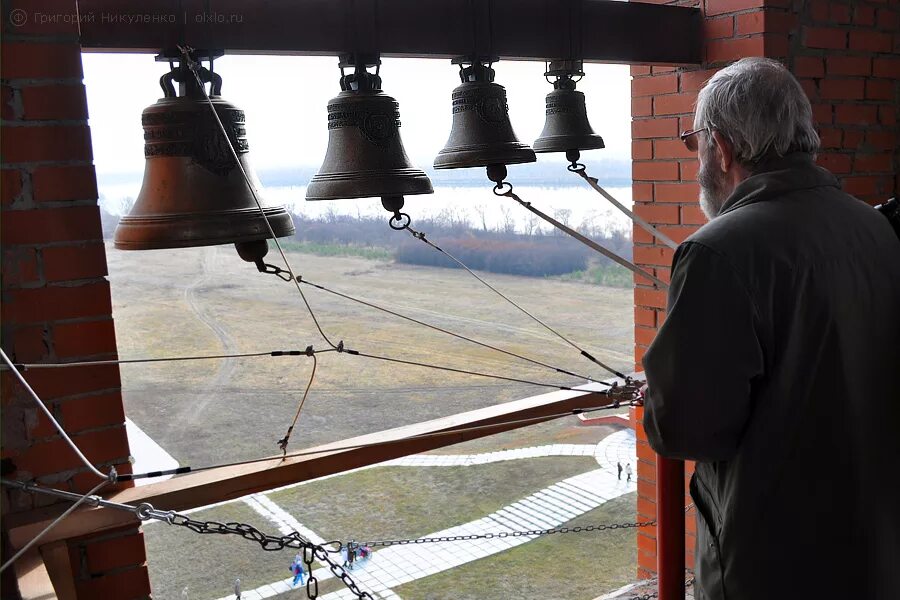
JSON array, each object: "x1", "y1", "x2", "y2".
[
  {"x1": 114, "y1": 63, "x2": 294, "y2": 254},
  {"x1": 434, "y1": 60, "x2": 536, "y2": 170},
  {"x1": 306, "y1": 58, "x2": 433, "y2": 212},
  {"x1": 533, "y1": 61, "x2": 604, "y2": 163}
]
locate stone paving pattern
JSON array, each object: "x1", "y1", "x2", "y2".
[{"x1": 216, "y1": 430, "x2": 638, "y2": 600}]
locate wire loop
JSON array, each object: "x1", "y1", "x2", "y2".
[
  {"x1": 135, "y1": 503, "x2": 155, "y2": 521},
  {"x1": 388, "y1": 212, "x2": 412, "y2": 230},
  {"x1": 492, "y1": 181, "x2": 513, "y2": 196}
]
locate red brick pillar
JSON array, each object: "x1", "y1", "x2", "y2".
[
  {"x1": 631, "y1": 0, "x2": 899, "y2": 581},
  {"x1": 1, "y1": 1, "x2": 150, "y2": 598}
]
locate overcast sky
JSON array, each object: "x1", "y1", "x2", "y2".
[{"x1": 82, "y1": 54, "x2": 631, "y2": 175}]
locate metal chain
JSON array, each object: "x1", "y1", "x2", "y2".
[
  {"x1": 5, "y1": 480, "x2": 662, "y2": 599},
  {"x1": 132, "y1": 503, "x2": 372, "y2": 599},
  {"x1": 357, "y1": 519, "x2": 656, "y2": 548}
]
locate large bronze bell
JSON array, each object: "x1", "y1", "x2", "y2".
[
  {"x1": 306, "y1": 58, "x2": 432, "y2": 213},
  {"x1": 114, "y1": 63, "x2": 294, "y2": 253},
  {"x1": 434, "y1": 60, "x2": 536, "y2": 170},
  {"x1": 533, "y1": 61, "x2": 604, "y2": 162}
]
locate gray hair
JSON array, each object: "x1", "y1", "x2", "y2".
[{"x1": 695, "y1": 57, "x2": 820, "y2": 169}]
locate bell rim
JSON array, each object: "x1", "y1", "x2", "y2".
[
  {"x1": 113, "y1": 209, "x2": 295, "y2": 251},
  {"x1": 532, "y1": 135, "x2": 606, "y2": 154},
  {"x1": 433, "y1": 144, "x2": 536, "y2": 170}
]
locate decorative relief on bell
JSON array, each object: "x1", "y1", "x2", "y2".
[
  {"x1": 326, "y1": 100, "x2": 401, "y2": 147},
  {"x1": 142, "y1": 108, "x2": 247, "y2": 175}
]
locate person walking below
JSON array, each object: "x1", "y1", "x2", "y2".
[
  {"x1": 617, "y1": 461, "x2": 623, "y2": 480},
  {"x1": 641, "y1": 57, "x2": 900, "y2": 600},
  {"x1": 290, "y1": 554, "x2": 305, "y2": 587},
  {"x1": 625, "y1": 463, "x2": 632, "y2": 483}
]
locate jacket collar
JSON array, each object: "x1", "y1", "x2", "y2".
[{"x1": 718, "y1": 153, "x2": 840, "y2": 216}]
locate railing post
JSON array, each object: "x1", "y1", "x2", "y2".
[{"x1": 657, "y1": 456, "x2": 685, "y2": 600}]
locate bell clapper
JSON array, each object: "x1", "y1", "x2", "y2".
[{"x1": 234, "y1": 240, "x2": 295, "y2": 282}]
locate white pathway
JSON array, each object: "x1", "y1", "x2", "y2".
[
  {"x1": 218, "y1": 431, "x2": 637, "y2": 600},
  {"x1": 125, "y1": 418, "x2": 179, "y2": 487}
]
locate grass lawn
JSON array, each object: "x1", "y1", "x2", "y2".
[
  {"x1": 270, "y1": 456, "x2": 600, "y2": 544},
  {"x1": 395, "y1": 492, "x2": 639, "y2": 600}
]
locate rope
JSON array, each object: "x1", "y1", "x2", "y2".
[
  {"x1": 297, "y1": 277, "x2": 602, "y2": 383},
  {"x1": 277, "y1": 351, "x2": 318, "y2": 456},
  {"x1": 570, "y1": 165, "x2": 679, "y2": 250},
  {"x1": 399, "y1": 225, "x2": 627, "y2": 380}
]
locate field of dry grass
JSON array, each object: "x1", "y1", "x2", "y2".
[
  {"x1": 107, "y1": 243, "x2": 636, "y2": 599},
  {"x1": 108, "y1": 243, "x2": 633, "y2": 467}
]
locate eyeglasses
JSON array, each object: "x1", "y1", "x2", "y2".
[{"x1": 680, "y1": 126, "x2": 712, "y2": 152}]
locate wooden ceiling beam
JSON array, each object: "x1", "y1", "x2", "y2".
[{"x1": 77, "y1": 0, "x2": 701, "y2": 65}]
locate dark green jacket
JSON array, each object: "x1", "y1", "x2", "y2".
[{"x1": 643, "y1": 154, "x2": 900, "y2": 599}]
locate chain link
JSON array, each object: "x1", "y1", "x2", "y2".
[
  {"x1": 359, "y1": 519, "x2": 656, "y2": 548},
  {"x1": 135, "y1": 504, "x2": 372, "y2": 599}
]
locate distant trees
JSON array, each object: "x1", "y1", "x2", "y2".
[{"x1": 97, "y1": 205, "x2": 632, "y2": 284}]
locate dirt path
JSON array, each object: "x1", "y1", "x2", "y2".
[{"x1": 178, "y1": 246, "x2": 240, "y2": 421}]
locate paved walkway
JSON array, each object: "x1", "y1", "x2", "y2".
[
  {"x1": 219, "y1": 430, "x2": 637, "y2": 600},
  {"x1": 125, "y1": 418, "x2": 179, "y2": 487}
]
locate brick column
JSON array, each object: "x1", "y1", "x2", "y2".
[
  {"x1": 630, "y1": 0, "x2": 900, "y2": 581},
  {"x1": 1, "y1": 1, "x2": 150, "y2": 598}
]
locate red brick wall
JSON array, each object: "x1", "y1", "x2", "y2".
[
  {"x1": 631, "y1": 0, "x2": 900, "y2": 580},
  {"x1": 1, "y1": 1, "x2": 149, "y2": 597}
]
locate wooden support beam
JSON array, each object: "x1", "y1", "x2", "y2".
[
  {"x1": 13, "y1": 548, "x2": 63, "y2": 600},
  {"x1": 76, "y1": 0, "x2": 702, "y2": 65},
  {"x1": 6, "y1": 385, "x2": 619, "y2": 550},
  {"x1": 39, "y1": 542, "x2": 78, "y2": 600}
]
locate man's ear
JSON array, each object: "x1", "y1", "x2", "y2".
[{"x1": 711, "y1": 130, "x2": 734, "y2": 173}]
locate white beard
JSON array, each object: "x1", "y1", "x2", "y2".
[{"x1": 697, "y1": 147, "x2": 731, "y2": 220}]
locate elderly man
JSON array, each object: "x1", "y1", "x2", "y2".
[{"x1": 642, "y1": 57, "x2": 900, "y2": 599}]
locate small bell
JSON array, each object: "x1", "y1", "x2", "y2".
[
  {"x1": 306, "y1": 55, "x2": 433, "y2": 215},
  {"x1": 434, "y1": 59, "x2": 535, "y2": 170},
  {"x1": 115, "y1": 60, "x2": 294, "y2": 259},
  {"x1": 533, "y1": 60, "x2": 604, "y2": 163}
]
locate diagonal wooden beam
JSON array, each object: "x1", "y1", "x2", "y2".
[{"x1": 5, "y1": 384, "x2": 624, "y2": 550}]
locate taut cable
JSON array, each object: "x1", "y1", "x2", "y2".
[
  {"x1": 569, "y1": 163, "x2": 678, "y2": 250},
  {"x1": 494, "y1": 184, "x2": 669, "y2": 290},
  {"x1": 297, "y1": 276, "x2": 602, "y2": 383},
  {"x1": 397, "y1": 223, "x2": 626, "y2": 380},
  {"x1": 0, "y1": 348, "x2": 113, "y2": 483},
  {"x1": 0, "y1": 480, "x2": 108, "y2": 574},
  {"x1": 3, "y1": 348, "x2": 336, "y2": 370}
]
